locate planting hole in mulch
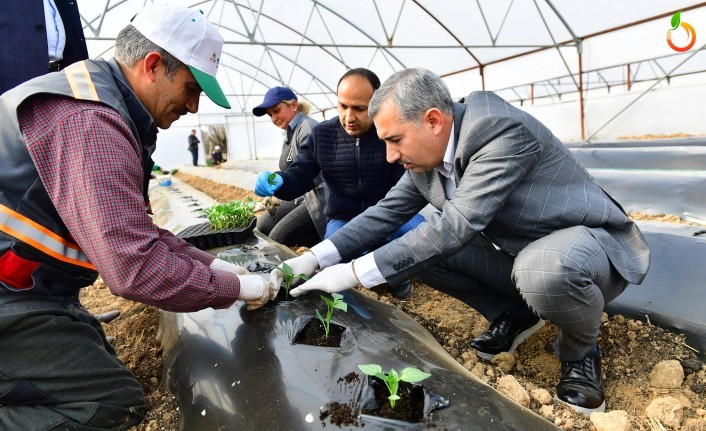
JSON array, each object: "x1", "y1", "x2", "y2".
[
  {"x1": 292, "y1": 318, "x2": 345, "y2": 347},
  {"x1": 360, "y1": 377, "x2": 425, "y2": 423},
  {"x1": 275, "y1": 286, "x2": 298, "y2": 301},
  {"x1": 320, "y1": 372, "x2": 445, "y2": 428}
]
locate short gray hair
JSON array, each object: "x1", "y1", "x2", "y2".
[
  {"x1": 369, "y1": 68, "x2": 454, "y2": 126},
  {"x1": 114, "y1": 25, "x2": 186, "y2": 79}
]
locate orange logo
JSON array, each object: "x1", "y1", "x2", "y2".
[{"x1": 667, "y1": 11, "x2": 696, "y2": 52}]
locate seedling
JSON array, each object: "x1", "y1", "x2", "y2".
[
  {"x1": 280, "y1": 262, "x2": 310, "y2": 299},
  {"x1": 357, "y1": 364, "x2": 431, "y2": 409},
  {"x1": 315, "y1": 293, "x2": 348, "y2": 338},
  {"x1": 203, "y1": 200, "x2": 255, "y2": 230},
  {"x1": 265, "y1": 173, "x2": 279, "y2": 218}
]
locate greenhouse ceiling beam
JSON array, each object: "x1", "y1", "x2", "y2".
[
  {"x1": 218, "y1": 52, "x2": 332, "y2": 112},
  {"x1": 310, "y1": 0, "x2": 407, "y2": 68},
  {"x1": 372, "y1": 0, "x2": 405, "y2": 46},
  {"x1": 494, "y1": 49, "x2": 705, "y2": 97},
  {"x1": 499, "y1": 67, "x2": 706, "y2": 108},
  {"x1": 219, "y1": 41, "x2": 564, "y2": 49},
  {"x1": 80, "y1": 1, "x2": 359, "y2": 96},
  {"x1": 586, "y1": 42, "x2": 706, "y2": 141},
  {"x1": 86, "y1": 35, "x2": 568, "y2": 50},
  {"x1": 411, "y1": 0, "x2": 484, "y2": 87},
  {"x1": 476, "y1": 0, "x2": 514, "y2": 46},
  {"x1": 443, "y1": 3, "x2": 706, "y2": 77}
]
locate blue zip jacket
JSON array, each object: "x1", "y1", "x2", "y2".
[{"x1": 274, "y1": 117, "x2": 404, "y2": 221}]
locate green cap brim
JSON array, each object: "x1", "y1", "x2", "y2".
[{"x1": 189, "y1": 66, "x2": 231, "y2": 109}]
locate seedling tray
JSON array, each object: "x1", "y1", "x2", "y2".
[{"x1": 177, "y1": 217, "x2": 256, "y2": 249}]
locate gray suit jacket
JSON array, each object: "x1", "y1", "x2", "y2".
[{"x1": 329, "y1": 91, "x2": 650, "y2": 286}]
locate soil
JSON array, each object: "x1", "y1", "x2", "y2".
[
  {"x1": 77, "y1": 172, "x2": 706, "y2": 431},
  {"x1": 293, "y1": 318, "x2": 345, "y2": 348}
]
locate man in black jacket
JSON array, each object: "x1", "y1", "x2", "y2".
[{"x1": 254, "y1": 68, "x2": 423, "y2": 298}]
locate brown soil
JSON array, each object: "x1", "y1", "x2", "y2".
[
  {"x1": 78, "y1": 174, "x2": 706, "y2": 431},
  {"x1": 617, "y1": 133, "x2": 698, "y2": 140},
  {"x1": 293, "y1": 318, "x2": 345, "y2": 348}
]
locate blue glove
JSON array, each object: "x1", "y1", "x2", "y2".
[{"x1": 254, "y1": 171, "x2": 283, "y2": 197}]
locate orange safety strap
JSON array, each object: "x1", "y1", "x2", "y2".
[{"x1": 0, "y1": 203, "x2": 95, "y2": 270}]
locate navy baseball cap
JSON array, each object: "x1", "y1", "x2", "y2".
[{"x1": 252, "y1": 86, "x2": 297, "y2": 116}]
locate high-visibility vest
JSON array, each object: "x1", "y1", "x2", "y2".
[{"x1": 0, "y1": 59, "x2": 155, "y2": 297}]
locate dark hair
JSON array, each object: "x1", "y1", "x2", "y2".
[{"x1": 337, "y1": 68, "x2": 381, "y2": 92}]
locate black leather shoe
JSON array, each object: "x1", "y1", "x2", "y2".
[
  {"x1": 555, "y1": 346, "x2": 606, "y2": 415},
  {"x1": 470, "y1": 311, "x2": 544, "y2": 360},
  {"x1": 389, "y1": 280, "x2": 414, "y2": 299}
]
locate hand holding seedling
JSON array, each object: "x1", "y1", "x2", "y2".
[
  {"x1": 289, "y1": 262, "x2": 359, "y2": 297},
  {"x1": 357, "y1": 364, "x2": 431, "y2": 409},
  {"x1": 254, "y1": 171, "x2": 283, "y2": 197},
  {"x1": 278, "y1": 263, "x2": 310, "y2": 298},
  {"x1": 316, "y1": 293, "x2": 348, "y2": 338},
  {"x1": 270, "y1": 252, "x2": 319, "y2": 297},
  {"x1": 237, "y1": 275, "x2": 275, "y2": 310}
]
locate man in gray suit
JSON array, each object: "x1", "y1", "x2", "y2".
[{"x1": 273, "y1": 68, "x2": 650, "y2": 415}]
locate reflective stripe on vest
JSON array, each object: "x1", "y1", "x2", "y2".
[
  {"x1": 0, "y1": 203, "x2": 95, "y2": 270},
  {"x1": 65, "y1": 61, "x2": 100, "y2": 102}
]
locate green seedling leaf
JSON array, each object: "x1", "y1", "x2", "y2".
[
  {"x1": 399, "y1": 367, "x2": 432, "y2": 383},
  {"x1": 331, "y1": 293, "x2": 348, "y2": 312},
  {"x1": 267, "y1": 173, "x2": 278, "y2": 185},
  {"x1": 358, "y1": 364, "x2": 383, "y2": 377},
  {"x1": 316, "y1": 293, "x2": 348, "y2": 338},
  {"x1": 203, "y1": 200, "x2": 254, "y2": 231},
  {"x1": 358, "y1": 364, "x2": 431, "y2": 409},
  {"x1": 279, "y1": 263, "x2": 310, "y2": 299},
  {"x1": 671, "y1": 11, "x2": 681, "y2": 31}
]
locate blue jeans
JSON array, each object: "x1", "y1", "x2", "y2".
[{"x1": 324, "y1": 213, "x2": 425, "y2": 243}]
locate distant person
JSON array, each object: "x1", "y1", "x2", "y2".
[
  {"x1": 275, "y1": 68, "x2": 650, "y2": 415},
  {"x1": 211, "y1": 145, "x2": 224, "y2": 165},
  {"x1": 1, "y1": 0, "x2": 89, "y2": 94},
  {"x1": 0, "y1": 5, "x2": 273, "y2": 429},
  {"x1": 254, "y1": 69, "x2": 424, "y2": 299},
  {"x1": 188, "y1": 129, "x2": 200, "y2": 166},
  {"x1": 252, "y1": 86, "x2": 325, "y2": 247}
]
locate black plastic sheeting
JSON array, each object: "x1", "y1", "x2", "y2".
[
  {"x1": 562, "y1": 137, "x2": 706, "y2": 223},
  {"x1": 589, "y1": 169, "x2": 706, "y2": 223},
  {"x1": 572, "y1": 146, "x2": 706, "y2": 170},
  {"x1": 158, "y1": 233, "x2": 560, "y2": 431},
  {"x1": 149, "y1": 145, "x2": 706, "y2": 428},
  {"x1": 606, "y1": 222, "x2": 706, "y2": 358}
]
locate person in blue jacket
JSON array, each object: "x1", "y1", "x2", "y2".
[{"x1": 254, "y1": 68, "x2": 423, "y2": 299}]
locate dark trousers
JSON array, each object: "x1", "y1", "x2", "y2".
[
  {"x1": 415, "y1": 226, "x2": 628, "y2": 361},
  {"x1": 0, "y1": 298, "x2": 146, "y2": 430},
  {"x1": 189, "y1": 149, "x2": 198, "y2": 166}
]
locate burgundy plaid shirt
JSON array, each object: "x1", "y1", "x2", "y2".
[{"x1": 18, "y1": 96, "x2": 240, "y2": 312}]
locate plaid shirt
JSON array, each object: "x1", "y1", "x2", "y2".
[{"x1": 18, "y1": 96, "x2": 241, "y2": 312}]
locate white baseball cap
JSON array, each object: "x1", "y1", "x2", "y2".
[{"x1": 131, "y1": 4, "x2": 231, "y2": 109}]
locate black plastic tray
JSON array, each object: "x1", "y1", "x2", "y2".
[{"x1": 177, "y1": 217, "x2": 256, "y2": 249}]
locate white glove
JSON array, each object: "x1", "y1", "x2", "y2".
[
  {"x1": 269, "y1": 251, "x2": 319, "y2": 296},
  {"x1": 210, "y1": 258, "x2": 249, "y2": 275},
  {"x1": 238, "y1": 275, "x2": 274, "y2": 310},
  {"x1": 289, "y1": 262, "x2": 360, "y2": 297}
]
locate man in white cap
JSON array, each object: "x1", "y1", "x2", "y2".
[{"x1": 0, "y1": 5, "x2": 272, "y2": 429}]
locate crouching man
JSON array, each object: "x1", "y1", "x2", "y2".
[{"x1": 271, "y1": 68, "x2": 650, "y2": 415}]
